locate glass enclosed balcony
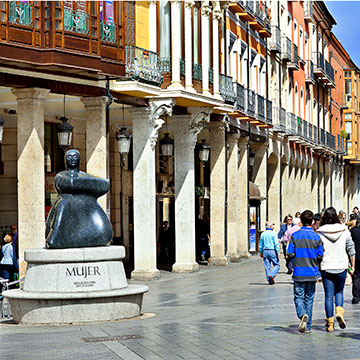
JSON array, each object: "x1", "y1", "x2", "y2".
[{"x1": 8, "y1": 1, "x2": 32, "y2": 26}]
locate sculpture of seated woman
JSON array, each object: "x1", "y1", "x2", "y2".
[{"x1": 46, "y1": 149, "x2": 113, "y2": 248}]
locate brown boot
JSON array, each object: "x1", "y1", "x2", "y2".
[
  {"x1": 325, "y1": 317, "x2": 334, "y2": 332},
  {"x1": 336, "y1": 306, "x2": 346, "y2": 329}
]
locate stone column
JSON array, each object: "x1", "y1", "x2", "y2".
[
  {"x1": 168, "y1": 0, "x2": 183, "y2": 90},
  {"x1": 253, "y1": 143, "x2": 267, "y2": 231},
  {"x1": 184, "y1": 0, "x2": 195, "y2": 92},
  {"x1": 267, "y1": 156, "x2": 281, "y2": 232},
  {"x1": 12, "y1": 87, "x2": 50, "y2": 275},
  {"x1": 148, "y1": 0, "x2": 157, "y2": 53},
  {"x1": 130, "y1": 99, "x2": 173, "y2": 280},
  {"x1": 81, "y1": 96, "x2": 108, "y2": 211},
  {"x1": 227, "y1": 132, "x2": 240, "y2": 261},
  {"x1": 324, "y1": 159, "x2": 331, "y2": 208},
  {"x1": 311, "y1": 160, "x2": 318, "y2": 213},
  {"x1": 172, "y1": 108, "x2": 211, "y2": 272},
  {"x1": 281, "y1": 161, "x2": 289, "y2": 218},
  {"x1": 237, "y1": 138, "x2": 251, "y2": 258},
  {"x1": 209, "y1": 120, "x2": 228, "y2": 265},
  {"x1": 212, "y1": 9, "x2": 222, "y2": 100},
  {"x1": 201, "y1": 3, "x2": 211, "y2": 96},
  {"x1": 318, "y1": 157, "x2": 324, "y2": 211}
]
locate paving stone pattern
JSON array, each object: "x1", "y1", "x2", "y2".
[{"x1": 1, "y1": 257, "x2": 360, "y2": 359}]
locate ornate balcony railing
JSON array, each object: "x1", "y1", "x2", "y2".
[
  {"x1": 236, "y1": 83, "x2": 246, "y2": 113},
  {"x1": 266, "y1": 99, "x2": 272, "y2": 124},
  {"x1": 8, "y1": 1, "x2": 32, "y2": 26},
  {"x1": 273, "y1": 107, "x2": 286, "y2": 131},
  {"x1": 281, "y1": 36, "x2": 292, "y2": 62},
  {"x1": 64, "y1": 8, "x2": 89, "y2": 34},
  {"x1": 264, "y1": 4, "x2": 271, "y2": 31},
  {"x1": 100, "y1": 21, "x2": 116, "y2": 43},
  {"x1": 325, "y1": 59, "x2": 335, "y2": 83},
  {"x1": 192, "y1": 63, "x2": 202, "y2": 81},
  {"x1": 246, "y1": 88, "x2": 256, "y2": 118},
  {"x1": 326, "y1": 132, "x2": 336, "y2": 150},
  {"x1": 313, "y1": 51, "x2": 325, "y2": 72},
  {"x1": 209, "y1": 68, "x2": 213, "y2": 84},
  {"x1": 255, "y1": 1, "x2": 265, "y2": 26},
  {"x1": 256, "y1": 94, "x2": 265, "y2": 122},
  {"x1": 313, "y1": 125, "x2": 318, "y2": 144},
  {"x1": 125, "y1": 46, "x2": 163, "y2": 86},
  {"x1": 220, "y1": 74, "x2": 236, "y2": 104},
  {"x1": 320, "y1": 128, "x2": 325, "y2": 145},
  {"x1": 297, "y1": 117, "x2": 303, "y2": 137},
  {"x1": 286, "y1": 112, "x2": 297, "y2": 134},
  {"x1": 180, "y1": 58, "x2": 185, "y2": 76},
  {"x1": 269, "y1": 25, "x2": 281, "y2": 53},
  {"x1": 160, "y1": 57, "x2": 171, "y2": 73},
  {"x1": 308, "y1": 123, "x2": 313, "y2": 141},
  {"x1": 303, "y1": 120, "x2": 308, "y2": 139},
  {"x1": 245, "y1": 0, "x2": 254, "y2": 15}
]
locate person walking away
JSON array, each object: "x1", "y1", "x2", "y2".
[
  {"x1": 0, "y1": 234, "x2": 18, "y2": 288},
  {"x1": 312, "y1": 213, "x2": 321, "y2": 232},
  {"x1": 278, "y1": 214, "x2": 293, "y2": 263},
  {"x1": 287, "y1": 210, "x2": 323, "y2": 333},
  {"x1": 283, "y1": 217, "x2": 302, "y2": 275},
  {"x1": 352, "y1": 207, "x2": 359, "y2": 220},
  {"x1": 10, "y1": 225, "x2": 18, "y2": 259},
  {"x1": 317, "y1": 207, "x2": 355, "y2": 332},
  {"x1": 158, "y1": 221, "x2": 175, "y2": 265},
  {"x1": 350, "y1": 218, "x2": 360, "y2": 304},
  {"x1": 346, "y1": 214, "x2": 357, "y2": 230},
  {"x1": 259, "y1": 221, "x2": 280, "y2": 285},
  {"x1": 338, "y1": 211, "x2": 347, "y2": 224}
]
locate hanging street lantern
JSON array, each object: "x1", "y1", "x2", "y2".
[
  {"x1": 198, "y1": 139, "x2": 210, "y2": 163},
  {"x1": 160, "y1": 132, "x2": 174, "y2": 157},
  {"x1": 116, "y1": 127, "x2": 132, "y2": 167},
  {"x1": 57, "y1": 116, "x2": 74, "y2": 149}
]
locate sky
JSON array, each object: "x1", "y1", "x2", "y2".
[{"x1": 325, "y1": 1, "x2": 360, "y2": 66}]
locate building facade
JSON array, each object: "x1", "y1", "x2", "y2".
[{"x1": 0, "y1": 0, "x2": 358, "y2": 280}]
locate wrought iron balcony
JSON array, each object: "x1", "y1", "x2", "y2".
[
  {"x1": 286, "y1": 112, "x2": 297, "y2": 135},
  {"x1": 125, "y1": 46, "x2": 163, "y2": 86},
  {"x1": 8, "y1": 0, "x2": 32, "y2": 26},
  {"x1": 324, "y1": 59, "x2": 335, "y2": 87},
  {"x1": 272, "y1": 107, "x2": 286, "y2": 132},
  {"x1": 209, "y1": 68, "x2": 213, "y2": 84},
  {"x1": 160, "y1": 57, "x2": 171, "y2": 73},
  {"x1": 220, "y1": 74, "x2": 236, "y2": 104},
  {"x1": 245, "y1": 0, "x2": 255, "y2": 16},
  {"x1": 313, "y1": 125, "x2": 318, "y2": 144},
  {"x1": 64, "y1": 8, "x2": 89, "y2": 34},
  {"x1": 296, "y1": 117, "x2": 303, "y2": 137},
  {"x1": 325, "y1": 132, "x2": 336, "y2": 150},
  {"x1": 313, "y1": 52, "x2": 326, "y2": 77},
  {"x1": 305, "y1": 60, "x2": 315, "y2": 84},
  {"x1": 266, "y1": 99, "x2": 272, "y2": 124},
  {"x1": 303, "y1": 120, "x2": 308, "y2": 139},
  {"x1": 304, "y1": 1, "x2": 314, "y2": 22},
  {"x1": 268, "y1": 25, "x2": 281, "y2": 53},
  {"x1": 308, "y1": 123, "x2": 313, "y2": 142},
  {"x1": 264, "y1": 4, "x2": 271, "y2": 32},
  {"x1": 255, "y1": 1, "x2": 265, "y2": 27},
  {"x1": 281, "y1": 36, "x2": 292, "y2": 62},
  {"x1": 100, "y1": 22, "x2": 116, "y2": 43},
  {"x1": 288, "y1": 43, "x2": 299, "y2": 70},
  {"x1": 192, "y1": 63, "x2": 202, "y2": 81},
  {"x1": 320, "y1": 128, "x2": 325, "y2": 145},
  {"x1": 256, "y1": 94, "x2": 265, "y2": 122},
  {"x1": 246, "y1": 88, "x2": 256, "y2": 118},
  {"x1": 180, "y1": 58, "x2": 185, "y2": 76},
  {"x1": 235, "y1": 83, "x2": 246, "y2": 113}
]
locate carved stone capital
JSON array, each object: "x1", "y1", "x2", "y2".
[
  {"x1": 12, "y1": 87, "x2": 50, "y2": 102},
  {"x1": 188, "y1": 107, "x2": 212, "y2": 149},
  {"x1": 201, "y1": 4, "x2": 212, "y2": 16},
  {"x1": 213, "y1": 9, "x2": 223, "y2": 21},
  {"x1": 148, "y1": 99, "x2": 175, "y2": 149},
  {"x1": 81, "y1": 96, "x2": 108, "y2": 109},
  {"x1": 184, "y1": 0, "x2": 195, "y2": 8},
  {"x1": 148, "y1": 0, "x2": 157, "y2": 5}
]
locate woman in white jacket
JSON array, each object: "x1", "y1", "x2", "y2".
[{"x1": 318, "y1": 207, "x2": 356, "y2": 332}]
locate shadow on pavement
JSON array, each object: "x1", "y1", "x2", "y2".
[
  {"x1": 336, "y1": 332, "x2": 360, "y2": 340},
  {"x1": 249, "y1": 282, "x2": 293, "y2": 286}
]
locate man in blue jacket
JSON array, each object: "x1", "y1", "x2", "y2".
[
  {"x1": 259, "y1": 221, "x2": 280, "y2": 285},
  {"x1": 287, "y1": 210, "x2": 323, "y2": 333}
]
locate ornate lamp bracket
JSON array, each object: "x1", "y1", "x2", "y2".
[
  {"x1": 149, "y1": 99, "x2": 175, "y2": 149},
  {"x1": 188, "y1": 107, "x2": 212, "y2": 149}
]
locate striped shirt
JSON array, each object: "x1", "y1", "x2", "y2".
[{"x1": 287, "y1": 226, "x2": 323, "y2": 282}]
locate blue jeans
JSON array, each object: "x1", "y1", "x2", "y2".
[
  {"x1": 294, "y1": 281, "x2": 316, "y2": 331},
  {"x1": 321, "y1": 270, "x2": 347, "y2": 318},
  {"x1": 263, "y1": 249, "x2": 280, "y2": 282}
]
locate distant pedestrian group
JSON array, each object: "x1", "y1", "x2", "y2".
[{"x1": 260, "y1": 207, "x2": 357, "y2": 333}]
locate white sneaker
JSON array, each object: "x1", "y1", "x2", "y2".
[{"x1": 298, "y1": 314, "x2": 309, "y2": 333}]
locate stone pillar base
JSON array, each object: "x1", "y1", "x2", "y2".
[
  {"x1": 213, "y1": 93, "x2": 223, "y2": 101},
  {"x1": 226, "y1": 253, "x2": 241, "y2": 263},
  {"x1": 185, "y1": 85, "x2": 197, "y2": 93},
  {"x1": 239, "y1": 252, "x2": 252, "y2": 259},
  {"x1": 209, "y1": 256, "x2": 229, "y2": 266},
  {"x1": 172, "y1": 262, "x2": 199, "y2": 273},
  {"x1": 202, "y1": 90, "x2": 212, "y2": 97},
  {"x1": 168, "y1": 82, "x2": 184, "y2": 91},
  {"x1": 131, "y1": 269, "x2": 161, "y2": 281}
]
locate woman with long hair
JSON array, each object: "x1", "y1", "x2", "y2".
[{"x1": 317, "y1": 207, "x2": 355, "y2": 332}]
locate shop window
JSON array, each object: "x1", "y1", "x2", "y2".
[{"x1": 346, "y1": 121, "x2": 352, "y2": 140}]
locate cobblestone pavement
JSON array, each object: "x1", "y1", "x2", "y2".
[{"x1": 1, "y1": 257, "x2": 360, "y2": 360}]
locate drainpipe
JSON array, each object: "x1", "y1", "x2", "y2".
[
  {"x1": 247, "y1": 22, "x2": 251, "y2": 251},
  {"x1": 106, "y1": 77, "x2": 113, "y2": 218},
  {"x1": 224, "y1": 126, "x2": 228, "y2": 256},
  {"x1": 317, "y1": 154, "x2": 320, "y2": 212}
]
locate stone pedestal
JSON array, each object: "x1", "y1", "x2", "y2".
[{"x1": 3, "y1": 246, "x2": 148, "y2": 325}]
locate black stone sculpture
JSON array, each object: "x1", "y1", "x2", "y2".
[{"x1": 45, "y1": 149, "x2": 113, "y2": 248}]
